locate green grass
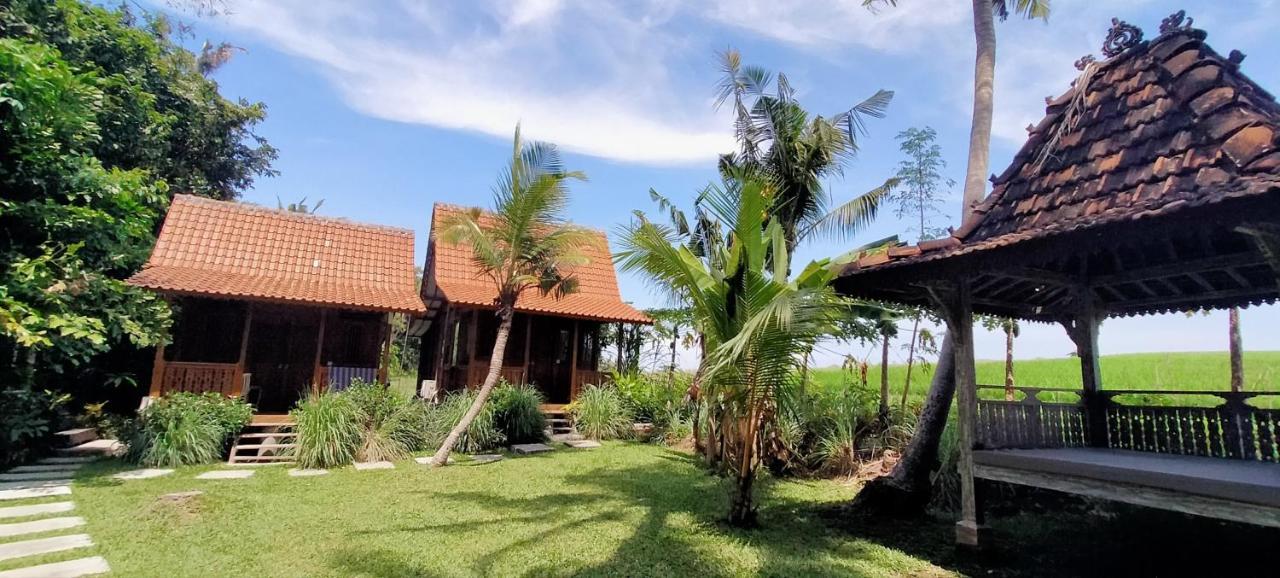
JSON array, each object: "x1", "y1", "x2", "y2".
[
  {"x1": 811, "y1": 351, "x2": 1280, "y2": 408},
  {"x1": 3, "y1": 443, "x2": 1278, "y2": 576}
]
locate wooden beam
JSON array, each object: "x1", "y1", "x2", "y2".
[
  {"x1": 1089, "y1": 251, "x2": 1266, "y2": 288},
  {"x1": 1106, "y1": 284, "x2": 1275, "y2": 311},
  {"x1": 377, "y1": 313, "x2": 392, "y2": 384},
  {"x1": 569, "y1": 319, "x2": 580, "y2": 401},
  {"x1": 939, "y1": 278, "x2": 983, "y2": 546},
  {"x1": 236, "y1": 304, "x2": 253, "y2": 368},
  {"x1": 1064, "y1": 290, "x2": 1106, "y2": 448},
  {"x1": 521, "y1": 314, "x2": 533, "y2": 385},
  {"x1": 149, "y1": 343, "x2": 166, "y2": 398},
  {"x1": 312, "y1": 309, "x2": 327, "y2": 395}
]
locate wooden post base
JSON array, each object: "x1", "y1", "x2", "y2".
[{"x1": 954, "y1": 520, "x2": 989, "y2": 547}]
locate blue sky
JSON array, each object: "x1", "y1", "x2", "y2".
[{"x1": 172, "y1": 0, "x2": 1280, "y2": 368}]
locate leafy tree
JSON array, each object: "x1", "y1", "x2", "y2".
[
  {"x1": 891, "y1": 127, "x2": 953, "y2": 242},
  {"x1": 619, "y1": 170, "x2": 846, "y2": 526},
  {"x1": 0, "y1": 0, "x2": 276, "y2": 387},
  {"x1": 428, "y1": 125, "x2": 595, "y2": 466}
]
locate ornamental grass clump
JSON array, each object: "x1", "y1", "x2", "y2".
[
  {"x1": 426, "y1": 391, "x2": 504, "y2": 453},
  {"x1": 491, "y1": 382, "x2": 546, "y2": 445},
  {"x1": 569, "y1": 385, "x2": 632, "y2": 440},
  {"x1": 125, "y1": 392, "x2": 252, "y2": 467},
  {"x1": 292, "y1": 391, "x2": 361, "y2": 469},
  {"x1": 293, "y1": 380, "x2": 430, "y2": 467}
]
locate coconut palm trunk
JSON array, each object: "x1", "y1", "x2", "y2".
[
  {"x1": 430, "y1": 308, "x2": 513, "y2": 466},
  {"x1": 1229, "y1": 307, "x2": 1243, "y2": 392},
  {"x1": 900, "y1": 316, "x2": 921, "y2": 411},
  {"x1": 879, "y1": 331, "x2": 892, "y2": 421},
  {"x1": 1004, "y1": 322, "x2": 1016, "y2": 401}
]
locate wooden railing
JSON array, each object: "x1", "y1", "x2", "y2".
[
  {"x1": 976, "y1": 385, "x2": 1280, "y2": 462},
  {"x1": 464, "y1": 364, "x2": 528, "y2": 388},
  {"x1": 322, "y1": 365, "x2": 378, "y2": 391},
  {"x1": 158, "y1": 362, "x2": 242, "y2": 397},
  {"x1": 571, "y1": 369, "x2": 608, "y2": 400}
]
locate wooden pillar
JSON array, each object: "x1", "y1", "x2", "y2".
[
  {"x1": 235, "y1": 304, "x2": 254, "y2": 397},
  {"x1": 569, "y1": 319, "x2": 580, "y2": 400},
  {"x1": 521, "y1": 315, "x2": 533, "y2": 384},
  {"x1": 943, "y1": 279, "x2": 984, "y2": 546},
  {"x1": 149, "y1": 343, "x2": 167, "y2": 398},
  {"x1": 1066, "y1": 289, "x2": 1107, "y2": 448},
  {"x1": 311, "y1": 309, "x2": 327, "y2": 395},
  {"x1": 466, "y1": 309, "x2": 479, "y2": 389},
  {"x1": 377, "y1": 313, "x2": 393, "y2": 384}
]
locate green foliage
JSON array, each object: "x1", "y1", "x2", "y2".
[
  {"x1": 569, "y1": 386, "x2": 633, "y2": 441},
  {"x1": 891, "y1": 126, "x2": 953, "y2": 242},
  {"x1": 427, "y1": 391, "x2": 504, "y2": 453},
  {"x1": 0, "y1": 388, "x2": 70, "y2": 466},
  {"x1": 125, "y1": 392, "x2": 251, "y2": 467},
  {"x1": 0, "y1": 0, "x2": 275, "y2": 384},
  {"x1": 490, "y1": 382, "x2": 546, "y2": 445},
  {"x1": 292, "y1": 392, "x2": 360, "y2": 469}
]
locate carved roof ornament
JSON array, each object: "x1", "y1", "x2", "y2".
[
  {"x1": 1159, "y1": 10, "x2": 1193, "y2": 34},
  {"x1": 1102, "y1": 18, "x2": 1143, "y2": 58},
  {"x1": 1074, "y1": 54, "x2": 1096, "y2": 71}
]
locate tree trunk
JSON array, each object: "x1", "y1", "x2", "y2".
[
  {"x1": 430, "y1": 308, "x2": 513, "y2": 466},
  {"x1": 668, "y1": 331, "x2": 678, "y2": 388},
  {"x1": 1004, "y1": 324, "x2": 1015, "y2": 401},
  {"x1": 1229, "y1": 307, "x2": 1243, "y2": 392},
  {"x1": 878, "y1": 332, "x2": 891, "y2": 422},
  {"x1": 961, "y1": 0, "x2": 997, "y2": 215},
  {"x1": 900, "y1": 316, "x2": 920, "y2": 413},
  {"x1": 728, "y1": 392, "x2": 763, "y2": 527},
  {"x1": 853, "y1": 332, "x2": 956, "y2": 515}
]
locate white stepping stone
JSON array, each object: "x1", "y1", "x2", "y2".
[
  {"x1": 564, "y1": 439, "x2": 602, "y2": 449},
  {"x1": 195, "y1": 470, "x2": 254, "y2": 480},
  {"x1": 58, "y1": 440, "x2": 123, "y2": 457},
  {"x1": 0, "y1": 486, "x2": 70, "y2": 501},
  {"x1": 0, "y1": 516, "x2": 85, "y2": 538},
  {"x1": 287, "y1": 468, "x2": 329, "y2": 477},
  {"x1": 510, "y1": 443, "x2": 554, "y2": 455},
  {"x1": 0, "y1": 502, "x2": 74, "y2": 520},
  {"x1": 0, "y1": 556, "x2": 110, "y2": 578},
  {"x1": 0, "y1": 533, "x2": 92, "y2": 563},
  {"x1": 0, "y1": 471, "x2": 77, "y2": 482},
  {"x1": 413, "y1": 456, "x2": 454, "y2": 466},
  {"x1": 0, "y1": 480, "x2": 71, "y2": 491},
  {"x1": 8, "y1": 465, "x2": 81, "y2": 473},
  {"x1": 111, "y1": 468, "x2": 172, "y2": 481},
  {"x1": 36, "y1": 457, "x2": 95, "y2": 465},
  {"x1": 470, "y1": 454, "x2": 504, "y2": 464},
  {"x1": 353, "y1": 461, "x2": 394, "y2": 471}
]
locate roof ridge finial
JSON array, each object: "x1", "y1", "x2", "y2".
[
  {"x1": 1102, "y1": 17, "x2": 1143, "y2": 58},
  {"x1": 1159, "y1": 10, "x2": 1194, "y2": 35}
]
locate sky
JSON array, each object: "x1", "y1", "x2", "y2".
[{"x1": 165, "y1": 0, "x2": 1280, "y2": 368}]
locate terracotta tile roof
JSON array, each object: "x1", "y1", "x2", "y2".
[
  {"x1": 426, "y1": 203, "x2": 650, "y2": 324},
  {"x1": 128, "y1": 195, "x2": 426, "y2": 314},
  {"x1": 840, "y1": 23, "x2": 1280, "y2": 276}
]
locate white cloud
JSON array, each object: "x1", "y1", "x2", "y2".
[
  {"x1": 216, "y1": 0, "x2": 733, "y2": 165},
  {"x1": 704, "y1": 0, "x2": 968, "y2": 53}
]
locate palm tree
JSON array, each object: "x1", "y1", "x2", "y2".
[
  {"x1": 1002, "y1": 318, "x2": 1020, "y2": 400},
  {"x1": 618, "y1": 171, "x2": 844, "y2": 526},
  {"x1": 1228, "y1": 307, "x2": 1243, "y2": 392},
  {"x1": 428, "y1": 125, "x2": 595, "y2": 466},
  {"x1": 856, "y1": 0, "x2": 1050, "y2": 515}
]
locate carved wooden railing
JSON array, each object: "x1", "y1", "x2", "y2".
[
  {"x1": 976, "y1": 385, "x2": 1089, "y2": 450},
  {"x1": 464, "y1": 364, "x2": 527, "y2": 388},
  {"x1": 158, "y1": 362, "x2": 242, "y2": 397},
  {"x1": 976, "y1": 386, "x2": 1280, "y2": 462},
  {"x1": 572, "y1": 369, "x2": 609, "y2": 400}
]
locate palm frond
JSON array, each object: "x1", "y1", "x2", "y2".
[{"x1": 798, "y1": 177, "x2": 896, "y2": 244}]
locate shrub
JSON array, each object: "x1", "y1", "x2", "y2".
[
  {"x1": 292, "y1": 391, "x2": 360, "y2": 468},
  {"x1": 0, "y1": 388, "x2": 70, "y2": 467},
  {"x1": 569, "y1": 385, "x2": 632, "y2": 440},
  {"x1": 425, "y1": 391, "x2": 504, "y2": 453},
  {"x1": 491, "y1": 382, "x2": 546, "y2": 445},
  {"x1": 613, "y1": 371, "x2": 689, "y2": 424},
  {"x1": 127, "y1": 393, "x2": 252, "y2": 467}
]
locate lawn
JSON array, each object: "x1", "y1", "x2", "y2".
[{"x1": 4, "y1": 442, "x2": 1278, "y2": 577}]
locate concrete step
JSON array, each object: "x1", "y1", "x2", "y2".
[
  {"x1": 53, "y1": 429, "x2": 97, "y2": 448},
  {"x1": 0, "y1": 534, "x2": 92, "y2": 563},
  {"x1": 7, "y1": 465, "x2": 82, "y2": 474},
  {"x1": 0, "y1": 486, "x2": 71, "y2": 502},
  {"x1": 0, "y1": 472, "x2": 76, "y2": 483},
  {"x1": 56, "y1": 440, "x2": 122, "y2": 458},
  {"x1": 236, "y1": 432, "x2": 297, "y2": 439},
  {"x1": 0, "y1": 502, "x2": 74, "y2": 520},
  {"x1": 35, "y1": 458, "x2": 96, "y2": 465},
  {"x1": 231, "y1": 443, "x2": 294, "y2": 450},
  {"x1": 0, "y1": 516, "x2": 85, "y2": 538},
  {"x1": 0, "y1": 556, "x2": 110, "y2": 578}
]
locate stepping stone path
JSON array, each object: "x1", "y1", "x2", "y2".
[
  {"x1": 0, "y1": 456, "x2": 109, "y2": 576},
  {"x1": 469, "y1": 454, "x2": 504, "y2": 465},
  {"x1": 413, "y1": 456, "x2": 454, "y2": 466},
  {"x1": 111, "y1": 468, "x2": 172, "y2": 481},
  {"x1": 510, "y1": 443, "x2": 555, "y2": 455},
  {"x1": 287, "y1": 469, "x2": 329, "y2": 477},
  {"x1": 354, "y1": 461, "x2": 394, "y2": 471},
  {"x1": 563, "y1": 439, "x2": 601, "y2": 449},
  {"x1": 195, "y1": 470, "x2": 254, "y2": 480}
]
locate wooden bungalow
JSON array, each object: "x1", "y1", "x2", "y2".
[
  {"x1": 128, "y1": 195, "x2": 427, "y2": 415},
  {"x1": 415, "y1": 203, "x2": 650, "y2": 406},
  {"x1": 834, "y1": 14, "x2": 1280, "y2": 545}
]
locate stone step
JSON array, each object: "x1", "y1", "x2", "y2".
[
  {"x1": 195, "y1": 470, "x2": 254, "y2": 480},
  {"x1": 111, "y1": 469, "x2": 172, "y2": 481},
  {"x1": 53, "y1": 429, "x2": 97, "y2": 448},
  {"x1": 7, "y1": 465, "x2": 82, "y2": 474},
  {"x1": 236, "y1": 432, "x2": 297, "y2": 439},
  {"x1": 0, "y1": 516, "x2": 85, "y2": 538},
  {"x1": 0, "y1": 502, "x2": 74, "y2": 520},
  {"x1": 227, "y1": 455, "x2": 294, "y2": 464},
  {"x1": 510, "y1": 443, "x2": 554, "y2": 455},
  {"x1": 0, "y1": 534, "x2": 92, "y2": 563},
  {"x1": 0, "y1": 486, "x2": 71, "y2": 502},
  {"x1": 0, "y1": 480, "x2": 72, "y2": 492},
  {"x1": 0, "y1": 472, "x2": 76, "y2": 483},
  {"x1": 0, "y1": 556, "x2": 110, "y2": 578},
  {"x1": 35, "y1": 458, "x2": 95, "y2": 465},
  {"x1": 56, "y1": 440, "x2": 122, "y2": 458},
  {"x1": 231, "y1": 443, "x2": 295, "y2": 450}
]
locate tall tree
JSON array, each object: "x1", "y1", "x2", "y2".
[
  {"x1": 856, "y1": 0, "x2": 1050, "y2": 515},
  {"x1": 1228, "y1": 308, "x2": 1243, "y2": 393},
  {"x1": 428, "y1": 125, "x2": 595, "y2": 466},
  {"x1": 619, "y1": 171, "x2": 845, "y2": 526}
]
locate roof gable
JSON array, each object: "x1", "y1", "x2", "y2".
[
  {"x1": 426, "y1": 203, "x2": 649, "y2": 324},
  {"x1": 128, "y1": 195, "x2": 426, "y2": 313}
]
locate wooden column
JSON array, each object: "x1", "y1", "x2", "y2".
[
  {"x1": 377, "y1": 313, "x2": 393, "y2": 384},
  {"x1": 235, "y1": 304, "x2": 254, "y2": 397},
  {"x1": 311, "y1": 309, "x2": 327, "y2": 395},
  {"x1": 569, "y1": 319, "x2": 580, "y2": 400},
  {"x1": 942, "y1": 279, "x2": 984, "y2": 546},
  {"x1": 466, "y1": 309, "x2": 479, "y2": 389},
  {"x1": 149, "y1": 343, "x2": 167, "y2": 398},
  {"x1": 1065, "y1": 288, "x2": 1107, "y2": 448},
  {"x1": 521, "y1": 315, "x2": 533, "y2": 384}
]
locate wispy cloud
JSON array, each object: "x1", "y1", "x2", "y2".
[{"x1": 216, "y1": 0, "x2": 733, "y2": 165}]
